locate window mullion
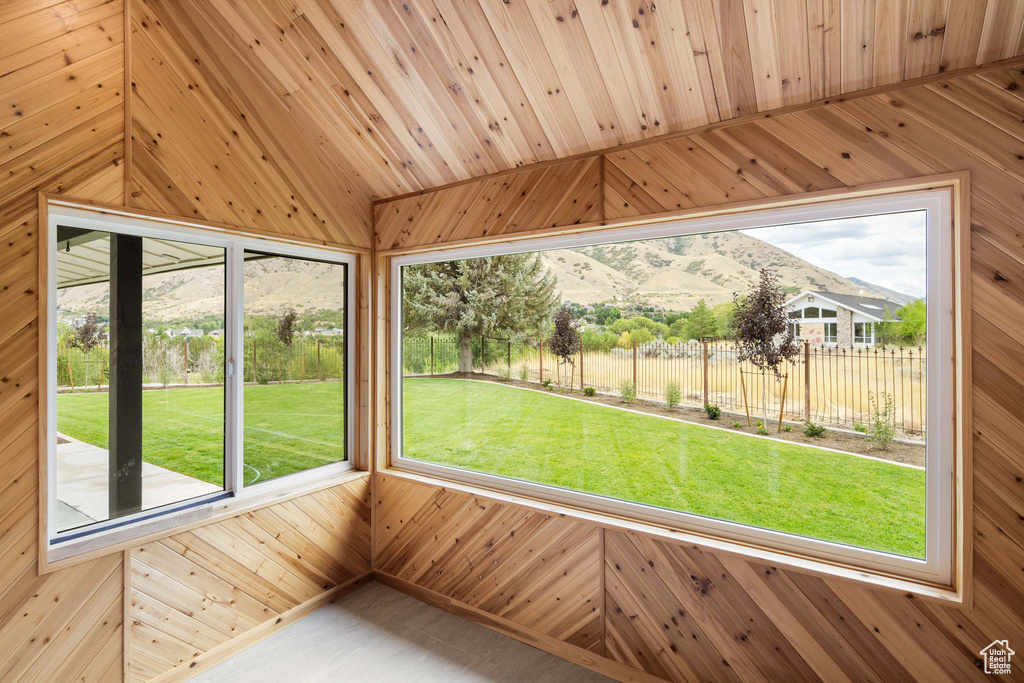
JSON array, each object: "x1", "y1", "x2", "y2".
[{"x1": 226, "y1": 244, "x2": 245, "y2": 495}]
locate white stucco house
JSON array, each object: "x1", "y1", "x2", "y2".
[{"x1": 784, "y1": 291, "x2": 899, "y2": 347}]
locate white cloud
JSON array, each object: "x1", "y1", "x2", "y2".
[{"x1": 741, "y1": 211, "x2": 927, "y2": 298}]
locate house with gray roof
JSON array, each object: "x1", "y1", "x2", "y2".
[{"x1": 784, "y1": 291, "x2": 901, "y2": 347}]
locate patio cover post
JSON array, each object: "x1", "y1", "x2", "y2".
[{"x1": 108, "y1": 233, "x2": 143, "y2": 518}]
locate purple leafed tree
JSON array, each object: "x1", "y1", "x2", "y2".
[
  {"x1": 72, "y1": 312, "x2": 103, "y2": 388},
  {"x1": 548, "y1": 304, "x2": 581, "y2": 392},
  {"x1": 732, "y1": 268, "x2": 800, "y2": 432}
]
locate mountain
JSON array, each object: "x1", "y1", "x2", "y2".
[
  {"x1": 56, "y1": 259, "x2": 347, "y2": 324},
  {"x1": 544, "y1": 231, "x2": 907, "y2": 311},
  {"x1": 57, "y1": 231, "x2": 909, "y2": 321},
  {"x1": 844, "y1": 277, "x2": 915, "y2": 306}
]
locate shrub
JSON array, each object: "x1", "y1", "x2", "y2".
[
  {"x1": 665, "y1": 381, "x2": 681, "y2": 409},
  {"x1": 703, "y1": 403, "x2": 722, "y2": 420},
  {"x1": 782, "y1": 425, "x2": 792, "y2": 433},
  {"x1": 541, "y1": 378, "x2": 552, "y2": 390},
  {"x1": 867, "y1": 392, "x2": 896, "y2": 450},
  {"x1": 519, "y1": 363, "x2": 530, "y2": 382},
  {"x1": 619, "y1": 379, "x2": 637, "y2": 403},
  {"x1": 732, "y1": 421, "x2": 742, "y2": 428},
  {"x1": 758, "y1": 427, "x2": 769, "y2": 435},
  {"x1": 854, "y1": 422, "x2": 867, "y2": 434},
  {"x1": 583, "y1": 387, "x2": 596, "y2": 397},
  {"x1": 804, "y1": 421, "x2": 826, "y2": 438},
  {"x1": 496, "y1": 365, "x2": 512, "y2": 382}
]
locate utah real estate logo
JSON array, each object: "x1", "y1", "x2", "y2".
[{"x1": 980, "y1": 640, "x2": 1015, "y2": 675}]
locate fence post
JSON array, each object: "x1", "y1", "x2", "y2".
[
  {"x1": 539, "y1": 340, "x2": 543, "y2": 382},
  {"x1": 184, "y1": 338, "x2": 189, "y2": 385},
  {"x1": 632, "y1": 339, "x2": 637, "y2": 386},
  {"x1": 317, "y1": 341, "x2": 321, "y2": 380},
  {"x1": 803, "y1": 341, "x2": 811, "y2": 422},
  {"x1": 430, "y1": 336, "x2": 434, "y2": 375},
  {"x1": 507, "y1": 340, "x2": 512, "y2": 375},
  {"x1": 252, "y1": 339, "x2": 257, "y2": 383},
  {"x1": 702, "y1": 340, "x2": 709, "y2": 406},
  {"x1": 481, "y1": 336, "x2": 486, "y2": 373},
  {"x1": 579, "y1": 342, "x2": 584, "y2": 391}
]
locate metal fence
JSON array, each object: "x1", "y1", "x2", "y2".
[
  {"x1": 58, "y1": 337, "x2": 345, "y2": 388},
  {"x1": 403, "y1": 335, "x2": 927, "y2": 439}
]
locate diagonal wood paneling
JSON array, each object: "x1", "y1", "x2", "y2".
[
  {"x1": 0, "y1": 1, "x2": 126, "y2": 681},
  {"x1": 118, "y1": 0, "x2": 1024, "y2": 202},
  {"x1": 374, "y1": 474, "x2": 602, "y2": 652},
  {"x1": 375, "y1": 63, "x2": 1024, "y2": 682},
  {"x1": 129, "y1": 0, "x2": 372, "y2": 248},
  {"x1": 374, "y1": 157, "x2": 601, "y2": 251},
  {"x1": 129, "y1": 476, "x2": 371, "y2": 682}
]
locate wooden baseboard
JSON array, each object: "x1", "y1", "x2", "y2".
[
  {"x1": 147, "y1": 573, "x2": 373, "y2": 683},
  {"x1": 372, "y1": 571, "x2": 664, "y2": 683}
]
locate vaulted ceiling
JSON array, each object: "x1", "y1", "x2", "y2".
[{"x1": 135, "y1": 0, "x2": 1024, "y2": 207}]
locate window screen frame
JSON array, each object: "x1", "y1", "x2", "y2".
[
  {"x1": 389, "y1": 188, "x2": 960, "y2": 587},
  {"x1": 43, "y1": 201, "x2": 355, "y2": 555}
]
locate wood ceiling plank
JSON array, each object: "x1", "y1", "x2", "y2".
[
  {"x1": 871, "y1": 0, "x2": 907, "y2": 85},
  {"x1": 903, "y1": 0, "x2": 948, "y2": 79},
  {"x1": 741, "y1": 0, "x2": 785, "y2": 110},
  {"x1": 806, "y1": 0, "x2": 843, "y2": 99},
  {"x1": 524, "y1": 0, "x2": 620, "y2": 150},
  {"x1": 940, "y1": 0, "x2": 987, "y2": 70},
  {"x1": 592, "y1": 1, "x2": 667, "y2": 141},
  {"x1": 773, "y1": 0, "x2": 813, "y2": 106},
  {"x1": 978, "y1": 0, "x2": 1024, "y2": 63},
  {"x1": 717, "y1": 0, "x2": 759, "y2": 118},
  {"x1": 476, "y1": 0, "x2": 585, "y2": 155},
  {"x1": 841, "y1": 0, "x2": 876, "y2": 92}
]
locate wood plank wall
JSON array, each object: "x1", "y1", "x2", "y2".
[
  {"x1": 0, "y1": 1, "x2": 375, "y2": 681},
  {"x1": 374, "y1": 65, "x2": 1024, "y2": 682},
  {"x1": 128, "y1": 477, "x2": 371, "y2": 682},
  {"x1": 0, "y1": 1, "x2": 127, "y2": 680},
  {"x1": 128, "y1": 0, "x2": 371, "y2": 248}
]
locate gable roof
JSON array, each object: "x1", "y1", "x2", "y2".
[
  {"x1": 786, "y1": 291, "x2": 902, "y2": 323},
  {"x1": 982, "y1": 640, "x2": 1016, "y2": 654}
]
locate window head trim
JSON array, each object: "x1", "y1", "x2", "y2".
[{"x1": 388, "y1": 186, "x2": 961, "y2": 588}]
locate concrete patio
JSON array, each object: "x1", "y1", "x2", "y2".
[{"x1": 56, "y1": 434, "x2": 221, "y2": 532}]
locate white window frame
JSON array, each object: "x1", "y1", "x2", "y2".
[
  {"x1": 390, "y1": 189, "x2": 956, "y2": 586},
  {"x1": 44, "y1": 201, "x2": 355, "y2": 554}
]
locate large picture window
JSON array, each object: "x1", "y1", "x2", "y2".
[
  {"x1": 45, "y1": 203, "x2": 353, "y2": 550},
  {"x1": 391, "y1": 189, "x2": 959, "y2": 585}
]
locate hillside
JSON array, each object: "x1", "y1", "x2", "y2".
[
  {"x1": 548, "y1": 231, "x2": 904, "y2": 310},
  {"x1": 57, "y1": 232, "x2": 908, "y2": 321}
]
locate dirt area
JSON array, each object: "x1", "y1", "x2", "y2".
[{"x1": 429, "y1": 372, "x2": 926, "y2": 468}]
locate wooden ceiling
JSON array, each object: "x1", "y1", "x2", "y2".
[{"x1": 139, "y1": 0, "x2": 1024, "y2": 204}]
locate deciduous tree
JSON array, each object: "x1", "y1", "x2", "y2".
[
  {"x1": 732, "y1": 269, "x2": 800, "y2": 432},
  {"x1": 548, "y1": 305, "x2": 581, "y2": 392}
]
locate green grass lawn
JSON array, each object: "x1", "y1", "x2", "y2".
[
  {"x1": 402, "y1": 378, "x2": 926, "y2": 558},
  {"x1": 57, "y1": 377, "x2": 925, "y2": 557},
  {"x1": 57, "y1": 382, "x2": 345, "y2": 486}
]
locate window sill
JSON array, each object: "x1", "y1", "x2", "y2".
[
  {"x1": 380, "y1": 467, "x2": 966, "y2": 606},
  {"x1": 40, "y1": 467, "x2": 368, "y2": 574}
]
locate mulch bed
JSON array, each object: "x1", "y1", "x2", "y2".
[{"x1": 424, "y1": 372, "x2": 926, "y2": 468}]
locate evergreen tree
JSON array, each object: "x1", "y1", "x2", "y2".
[{"x1": 403, "y1": 254, "x2": 557, "y2": 372}]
